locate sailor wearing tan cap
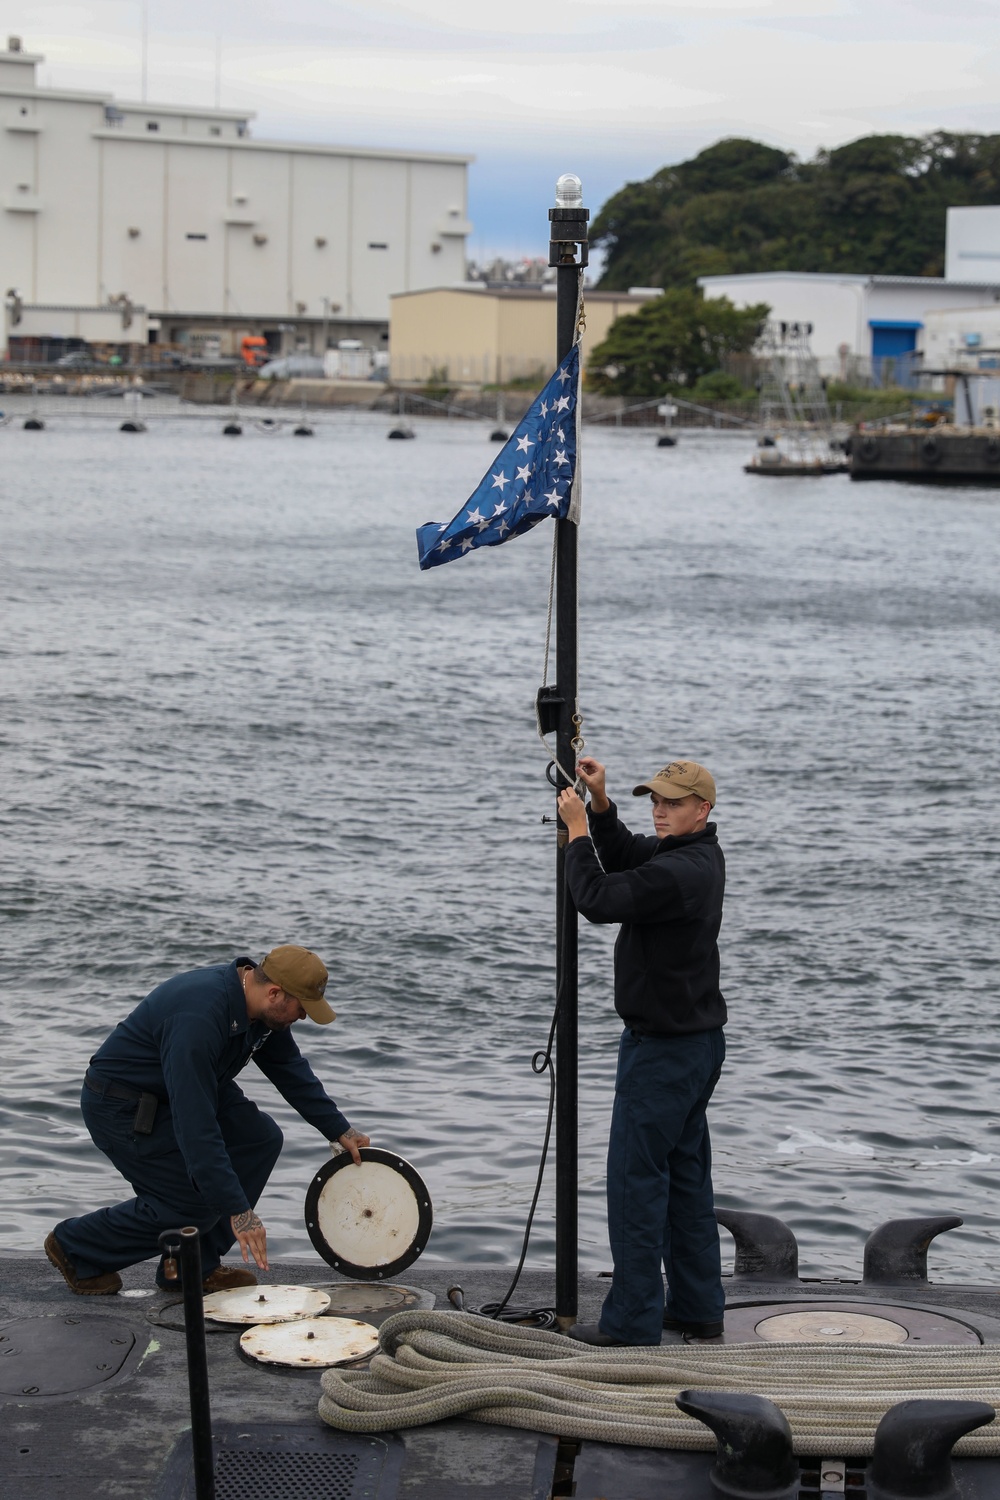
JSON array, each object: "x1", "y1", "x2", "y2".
[
  {"x1": 46, "y1": 947, "x2": 370, "y2": 1296},
  {"x1": 557, "y1": 758, "x2": 726, "y2": 1348}
]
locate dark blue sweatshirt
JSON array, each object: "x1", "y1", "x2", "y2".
[
  {"x1": 565, "y1": 802, "x2": 727, "y2": 1036},
  {"x1": 88, "y1": 958, "x2": 352, "y2": 1214}
]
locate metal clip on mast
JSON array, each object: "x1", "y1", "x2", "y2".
[{"x1": 159, "y1": 1225, "x2": 216, "y2": 1500}]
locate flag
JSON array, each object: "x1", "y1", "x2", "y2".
[{"x1": 416, "y1": 344, "x2": 580, "y2": 571}]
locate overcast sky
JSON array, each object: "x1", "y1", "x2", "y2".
[{"x1": 7, "y1": 1, "x2": 1000, "y2": 260}]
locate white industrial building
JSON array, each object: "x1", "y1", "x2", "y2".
[
  {"x1": 696, "y1": 269, "x2": 1000, "y2": 382},
  {"x1": 922, "y1": 303, "x2": 1000, "y2": 368},
  {"x1": 0, "y1": 37, "x2": 472, "y2": 357},
  {"x1": 944, "y1": 206, "x2": 1000, "y2": 282}
]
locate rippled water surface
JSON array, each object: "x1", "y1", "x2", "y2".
[{"x1": 3, "y1": 411, "x2": 1000, "y2": 1283}]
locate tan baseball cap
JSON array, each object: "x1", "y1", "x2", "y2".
[
  {"x1": 260, "y1": 945, "x2": 336, "y2": 1024},
  {"x1": 632, "y1": 759, "x2": 717, "y2": 807}
]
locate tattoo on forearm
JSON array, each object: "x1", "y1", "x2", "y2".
[{"x1": 232, "y1": 1210, "x2": 262, "y2": 1233}]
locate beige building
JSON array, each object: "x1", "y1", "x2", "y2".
[
  {"x1": 389, "y1": 284, "x2": 662, "y2": 385},
  {"x1": 0, "y1": 36, "x2": 472, "y2": 356}
]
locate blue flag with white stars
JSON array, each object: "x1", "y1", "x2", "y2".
[{"x1": 416, "y1": 344, "x2": 580, "y2": 571}]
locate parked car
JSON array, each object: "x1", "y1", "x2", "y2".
[
  {"x1": 55, "y1": 349, "x2": 99, "y2": 368},
  {"x1": 257, "y1": 355, "x2": 326, "y2": 380}
]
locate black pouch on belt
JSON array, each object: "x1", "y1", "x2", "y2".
[{"x1": 133, "y1": 1092, "x2": 158, "y2": 1135}]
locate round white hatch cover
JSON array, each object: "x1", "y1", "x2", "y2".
[
  {"x1": 755, "y1": 1309, "x2": 909, "y2": 1344},
  {"x1": 240, "y1": 1316, "x2": 379, "y2": 1368},
  {"x1": 202, "y1": 1284, "x2": 331, "y2": 1325},
  {"x1": 305, "y1": 1148, "x2": 433, "y2": 1280}
]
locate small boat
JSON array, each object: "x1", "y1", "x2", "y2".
[{"x1": 745, "y1": 449, "x2": 847, "y2": 476}]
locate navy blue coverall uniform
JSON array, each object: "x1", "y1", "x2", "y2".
[
  {"x1": 566, "y1": 802, "x2": 727, "y2": 1345},
  {"x1": 55, "y1": 958, "x2": 352, "y2": 1284}
]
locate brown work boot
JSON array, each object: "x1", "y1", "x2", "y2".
[
  {"x1": 44, "y1": 1231, "x2": 122, "y2": 1296},
  {"x1": 202, "y1": 1266, "x2": 258, "y2": 1293}
]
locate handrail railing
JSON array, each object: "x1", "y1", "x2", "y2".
[{"x1": 587, "y1": 393, "x2": 756, "y2": 427}]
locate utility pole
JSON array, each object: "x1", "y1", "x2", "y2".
[{"x1": 548, "y1": 173, "x2": 588, "y2": 1330}]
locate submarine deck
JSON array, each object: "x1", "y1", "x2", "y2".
[{"x1": 5, "y1": 1253, "x2": 1000, "y2": 1500}]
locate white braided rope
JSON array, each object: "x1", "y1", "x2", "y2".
[{"x1": 318, "y1": 1310, "x2": 1000, "y2": 1457}]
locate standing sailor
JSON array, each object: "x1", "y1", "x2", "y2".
[
  {"x1": 557, "y1": 758, "x2": 726, "y2": 1347},
  {"x1": 46, "y1": 946, "x2": 370, "y2": 1295}
]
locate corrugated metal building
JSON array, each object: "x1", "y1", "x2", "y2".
[
  {"x1": 0, "y1": 36, "x2": 472, "y2": 356},
  {"x1": 389, "y1": 284, "x2": 660, "y2": 386},
  {"x1": 696, "y1": 270, "x2": 1000, "y2": 383}
]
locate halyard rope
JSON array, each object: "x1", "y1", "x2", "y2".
[{"x1": 319, "y1": 1310, "x2": 1000, "y2": 1458}]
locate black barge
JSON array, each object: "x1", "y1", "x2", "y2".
[{"x1": 850, "y1": 426, "x2": 1000, "y2": 484}]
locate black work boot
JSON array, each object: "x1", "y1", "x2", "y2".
[
  {"x1": 567, "y1": 1322, "x2": 635, "y2": 1347},
  {"x1": 663, "y1": 1314, "x2": 725, "y2": 1339}
]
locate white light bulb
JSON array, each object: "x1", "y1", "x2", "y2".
[{"x1": 554, "y1": 173, "x2": 583, "y2": 208}]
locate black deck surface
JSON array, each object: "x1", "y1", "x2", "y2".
[
  {"x1": 0, "y1": 1257, "x2": 594, "y2": 1500},
  {"x1": 6, "y1": 1256, "x2": 1000, "y2": 1499},
  {"x1": 156, "y1": 1420, "x2": 558, "y2": 1500}
]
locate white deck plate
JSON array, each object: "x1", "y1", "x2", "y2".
[
  {"x1": 755, "y1": 1309, "x2": 909, "y2": 1343},
  {"x1": 240, "y1": 1316, "x2": 379, "y2": 1367},
  {"x1": 202, "y1": 1284, "x2": 331, "y2": 1325},
  {"x1": 305, "y1": 1148, "x2": 433, "y2": 1279},
  {"x1": 317, "y1": 1160, "x2": 420, "y2": 1267}
]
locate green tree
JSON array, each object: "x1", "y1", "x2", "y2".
[
  {"x1": 587, "y1": 289, "x2": 769, "y2": 397},
  {"x1": 590, "y1": 130, "x2": 1000, "y2": 291},
  {"x1": 689, "y1": 370, "x2": 748, "y2": 401}
]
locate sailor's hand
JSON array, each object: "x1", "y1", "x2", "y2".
[
  {"x1": 576, "y1": 757, "x2": 609, "y2": 810},
  {"x1": 230, "y1": 1210, "x2": 269, "y2": 1271},
  {"x1": 336, "y1": 1127, "x2": 370, "y2": 1166},
  {"x1": 557, "y1": 788, "x2": 590, "y2": 840}
]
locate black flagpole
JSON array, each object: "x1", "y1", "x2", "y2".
[{"x1": 548, "y1": 174, "x2": 589, "y2": 1330}]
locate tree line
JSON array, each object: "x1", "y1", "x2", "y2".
[{"x1": 587, "y1": 132, "x2": 1000, "y2": 396}]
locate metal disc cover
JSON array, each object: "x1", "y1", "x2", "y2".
[
  {"x1": 202, "y1": 1284, "x2": 331, "y2": 1324},
  {"x1": 240, "y1": 1316, "x2": 379, "y2": 1368},
  {"x1": 304, "y1": 1147, "x2": 433, "y2": 1280},
  {"x1": 754, "y1": 1309, "x2": 909, "y2": 1344}
]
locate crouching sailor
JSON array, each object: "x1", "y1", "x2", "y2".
[
  {"x1": 557, "y1": 758, "x2": 726, "y2": 1347},
  {"x1": 46, "y1": 946, "x2": 370, "y2": 1295}
]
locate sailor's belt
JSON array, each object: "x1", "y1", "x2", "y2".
[
  {"x1": 84, "y1": 1069, "x2": 160, "y2": 1134},
  {"x1": 84, "y1": 1069, "x2": 145, "y2": 1102}
]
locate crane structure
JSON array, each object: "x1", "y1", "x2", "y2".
[{"x1": 747, "y1": 319, "x2": 846, "y2": 474}]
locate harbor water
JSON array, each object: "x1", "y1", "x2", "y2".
[{"x1": 2, "y1": 410, "x2": 999, "y2": 1282}]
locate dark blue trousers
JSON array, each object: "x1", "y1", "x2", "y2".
[
  {"x1": 600, "y1": 1026, "x2": 725, "y2": 1345},
  {"x1": 55, "y1": 1081, "x2": 283, "y2": 1284}
]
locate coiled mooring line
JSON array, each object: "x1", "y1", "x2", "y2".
[{"x1": 319, "y1": 1311, "x2": 1000, "y2": 1456}]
